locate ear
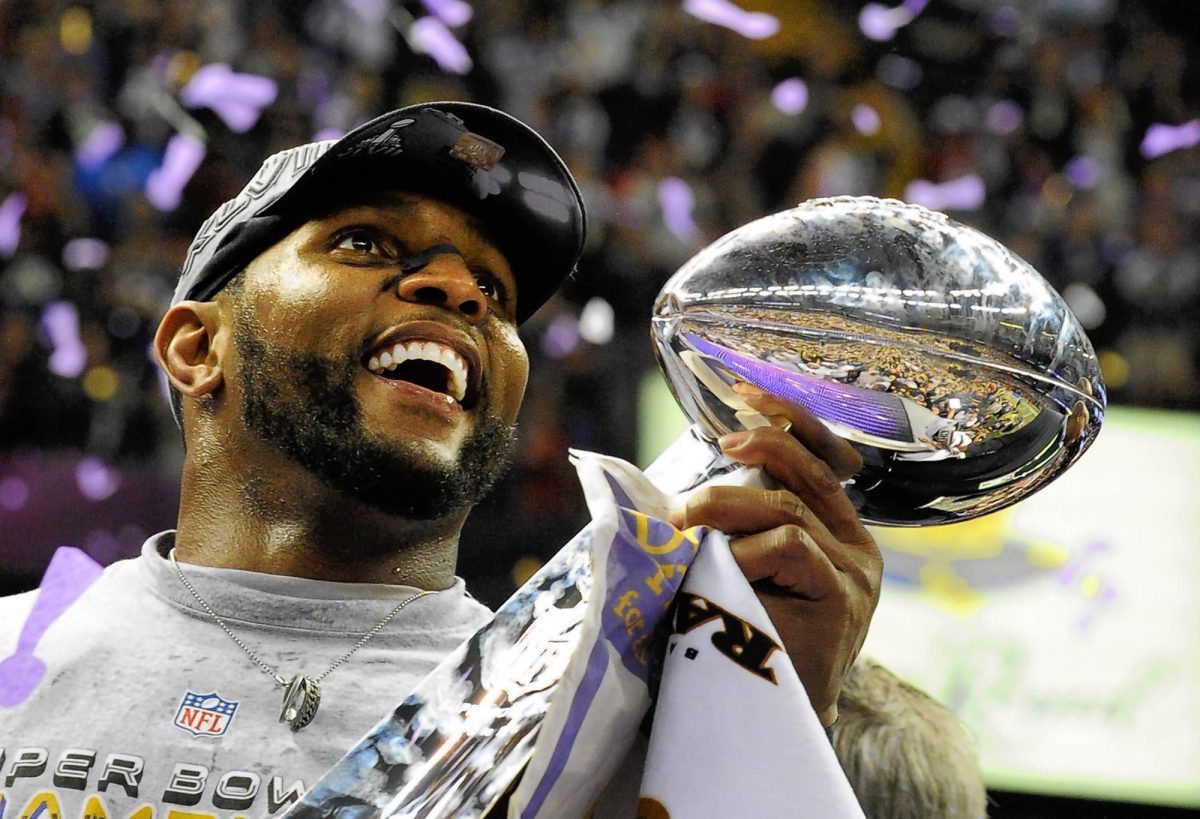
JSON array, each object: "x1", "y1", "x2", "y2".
[{"x1": 154, "y1": 301, "x2": 228, "y2": 400}]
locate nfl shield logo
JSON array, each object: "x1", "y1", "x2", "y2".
[{"x1": 174, "y1": 690, "x2": 239, "y2": 737}]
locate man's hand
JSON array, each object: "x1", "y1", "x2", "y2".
[{"x1": 668, "y1": 385, "x2": 882, "y2": 727}]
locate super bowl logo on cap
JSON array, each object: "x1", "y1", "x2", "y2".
[
  {"x1": 174, "y1": 690, "x2": 239, "y2": 738},
  {"x1": 340, "y1": 117, "x2": 416, "y2": 159}
]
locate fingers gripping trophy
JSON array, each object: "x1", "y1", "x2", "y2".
[{"x1": 285, "y1": 197, "x2": 1105, "y2": 817}]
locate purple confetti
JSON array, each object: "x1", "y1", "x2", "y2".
[
  {"x1": 904, "y1": 174, "x2": 986, "y2": 211},
  {"x1": 41, "y1": 301, "x2": 87, "y2": 378},
  {"x1": 409, "y1": 16, "x2": 473, "y2": 74},
  {"x1": 657, "y1": 177, "x2": 701, "y2": 243},
  {"x1": 75, "y1": 457, "x2": 121, "y2": 502},
  {"x1": 75, "y1": 121, "x2": 126, "y2": 171},
  {"x1": 771, "y1": 78, "x2": 809, "y2": 115},
  {"x1": 1140, "y1": 119, "x2": 1200, "y2": 159},
  {"x1": 985, "y1": 100, "x2": 1024, "y2": 135},
  {"x1": 851, "y1": 103, "x2": 881, "y2": 135},
  {"x1": 145, "y1": 133, "x2": 207, "y2": 212},
  {"x1": 422, "y1": 0, "x2": 473, "y2": 27},
  {"x1": 858, "y1": 0, "x2": 928, "y2": 41},
  {"x1": 312, "y1": 127, "x2": 346, "y2": 142},
  {"x1": 0, "y1": 476, "x2": 29, "y2": 511},
  {"x1": 1064, "y1": 156, "x2": 1100, "y2": 189},
  {"x1": 0, "y1": 192, "x2": 27, "y2": 257},
  {"x1": 0, "y1": 546, "x2": 103, "y2": 707},
  {"x1": 542, "y1": 312, "x2": 580, "y2": 359},
  {"x1": 180, "y1": 63, "x2": 278, "y2": 134},
  {"x1": 682, "y1": 0, "x2": 780, "y2": 40},
  {"x1": 61, "y1": 237, "x2": 110, "y2": 271}
]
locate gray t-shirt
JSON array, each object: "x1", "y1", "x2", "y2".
[{"x1": 0, "y1": 533, "x2": 493, "y2": 819}]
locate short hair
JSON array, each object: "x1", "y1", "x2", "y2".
[{"x1": 831, "y1": 658, "x2": 988, "y2": 819}]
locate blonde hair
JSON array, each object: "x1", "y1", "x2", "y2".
[{"x1": 831, "y1": 658, "x2": 988, "y2": 819}]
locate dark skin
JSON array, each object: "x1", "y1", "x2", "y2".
[
  {"x1": 154, "y1": 190, "x2": 882, "y2": 726},
  {"x1": 671, "y1": 384, "x2": 882, "y2": 727}
]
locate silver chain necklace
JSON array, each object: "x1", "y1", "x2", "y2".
[{"x1": 168, "y1": 548, "x2": 432, "y2": 731}]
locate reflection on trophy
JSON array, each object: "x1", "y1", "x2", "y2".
[
  {"x1": 652, "y1": 195, "x2": 1106, "y2": 524},
  {"x1": 286, "y1": 196, "x2": 1106, "y2": 817}
]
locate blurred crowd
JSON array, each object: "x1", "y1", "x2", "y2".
[{"x1": 0, "y1": 0, "x2": 1197, "y2": 598}]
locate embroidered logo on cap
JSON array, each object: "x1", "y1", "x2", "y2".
[
  {"x1": 450, "y1": 132, "x2": 505, "y2": 171},
  {"x1": 339, "y1": 117, "x2": 416, "y2": 160},
  {"x1": 174, "y1": 690, "x2": 239, "y2": 738}
]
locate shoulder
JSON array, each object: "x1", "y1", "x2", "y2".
[
  {"x1": 0, "y1": 549, "x2": 149, "y2": 653},
  {"x1": 0, "y1": 588, "x2": 38, "y2": 645}
]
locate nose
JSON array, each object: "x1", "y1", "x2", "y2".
[{"x1": 394, "y1": 250, "x2": 486, "y2": 324}]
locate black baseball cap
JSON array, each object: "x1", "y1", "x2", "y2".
[{"x1": 172, "y1": 101, "x2": 586, "y2": 325}]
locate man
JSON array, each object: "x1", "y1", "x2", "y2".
[{"x1": 0, "y1": 102, "x2": 880, "y2": 817}]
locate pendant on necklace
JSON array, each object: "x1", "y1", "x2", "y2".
[{"x1": 279, "y1": 675, "x2": 321, "y2": 731}]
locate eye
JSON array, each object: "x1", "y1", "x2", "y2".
[
  {"x1": 331, "y1": 227, "x2": 399, "y2": 260},
  {"x1": 472, "y1": 270, "x2": 510, "y2": 310},
  {"x1": 335, "y1": 231, "x2": 382, "y2": 254}
]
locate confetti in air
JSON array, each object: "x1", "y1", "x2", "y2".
[
  {"x1": 421, "y1": 0, "x2": 473, "y2": 27},
  {"x1": 658, "y1": 177, "x2": 701, "y2": 243},
  {"x1": 771, "y1": 78, "x2": 809, "y2": 115},
  {"x1": 41, "y1": 301, "x2": 88, "y2": 378},
  {"x1": 0, "y1": 476, "x2": 29, "y2": 511},
  {"x1": 542, "y1": 312, "x2": 580, "y2": 359},
  {"x1": 1064, "y1": 156, "x2": 1100, "y2": 189},
  {"x1": 682, "y1": 0, "x2": 780, "y2": 40},
  {"x1": 858, "y1": 0, "x2": 929, "y2": 41},
  {"x1": 145, "y1": 133, "x2": 207, "y2": 212},
  {"x1": 1140, "y1": 119, "x2": 1200, "y2": 159},
  {"x1": 62, "y1": 238, "x2": 110, "y2": 271},
  {"x1": 904, "y1": 174, "x2": 986, "y2": 211},
  {"x1": 409, "y1": 16, "x2": 473, "y2": 74},
  {"x1": 985, "y1": 100, "x2": 1024, "y2": 135},
  {"x1": 75, "y1": 121, "x2": 126, "y2": 171},
  {"x1": 76, "y1": 457, "x2": 122, "y2": 502},
  {"x1": 0, "y1": 192, "x2": 26, "y2": 257},
  {"x1": 0, "y1": 546, "x2": 103, "y2": 707},
  {"x1": 180, "y1": 63, "x2": 279, "y2": 133},
  {"x1": 851, "y1": 103, "x2": 881, "y2": 135}
]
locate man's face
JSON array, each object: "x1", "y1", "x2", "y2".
[{"x1": 224, "y1": 191, "x2": 530, "y2": 519}]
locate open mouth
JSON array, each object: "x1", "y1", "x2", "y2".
[{"x1": 365, "y1": 339, "x2": 475, "y2": 407}]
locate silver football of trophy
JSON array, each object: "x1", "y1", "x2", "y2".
[
  {"x1": 653, "y1": 195, "x2": 1105, "y2": 525},
  {"x1": 284, "y1": 196, "x2": 1105, "y2": 817}
]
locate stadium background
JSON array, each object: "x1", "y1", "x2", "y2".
[{"x1": 0, "y1": 1, "x2": 1196, "y2": 816}]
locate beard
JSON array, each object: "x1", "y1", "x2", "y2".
[{"x1": 233, "y1": 310, "x2": 518, "y2": 520}]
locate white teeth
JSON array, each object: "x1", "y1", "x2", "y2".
[{"x1": 367, "y1": 338, "x2": 470, "y2": 403}]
